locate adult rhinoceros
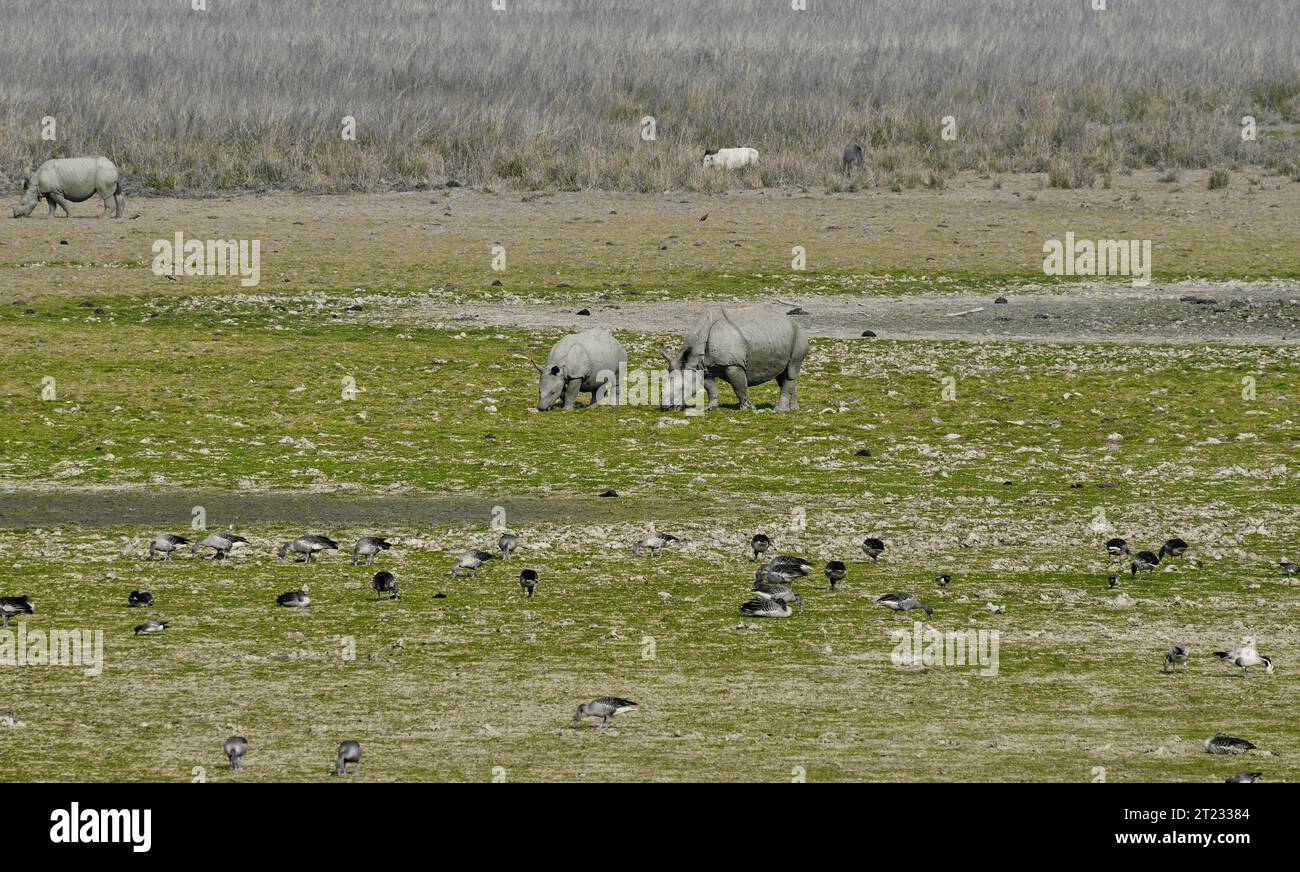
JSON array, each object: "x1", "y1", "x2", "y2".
[
  {"x1": 660, "y1": 304, "x2": 809, "y2": 411},
  {"x1": 12, "y1": 156, "x2": 124, "y2": 219}
]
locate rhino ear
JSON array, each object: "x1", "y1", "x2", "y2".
[{"x1": 549, "y1": 365, "x2": 561, "y2": 376}]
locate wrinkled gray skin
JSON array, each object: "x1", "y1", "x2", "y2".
[
  {"x1": 533, "y1": 328, "x2": 627, "y2": 410},
  {"x1": 661, "y1": 305, "x2": 810, "y2": 411},
  {"x1": 842, "y1": 143, "x2": 864, "y2": 175},
  {"x1": 12, "y1": 157, "x2": 124, "y2": 219}
]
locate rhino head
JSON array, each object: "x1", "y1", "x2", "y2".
[
  {"x1": 532, "y1": 360, "x2": 567, "y2": 411},
  {"x1": 12, "y1": 176, "x2": 39, "y2": 218},
  {"x1": 658, "y1": 345, "x2": 706, "y2": 410}
]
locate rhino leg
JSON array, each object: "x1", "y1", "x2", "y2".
[
  {"x1": 702, "y1": 376, "x2": 720, "y2": 411},
  {"x1": 562, "y1": 379, "x2": 581, "y2": 410},
  {"x1": 720, "y1": 366, "x2": 752, "y2": 410},
  {"x1": 47, "y1": 192, "x2": 72, "y2": 217},
  {"x1": 776, "y1": 371, "x2": 798, "y2": 410}
]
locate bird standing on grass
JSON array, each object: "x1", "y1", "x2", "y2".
[
  {"x1": 1159, "y1": 537, "x2": 1189, "y2": 561},
  {"x1": 1107, "y1": 573, "x2": 1120, "y2": 589},
  {"x1": 1105, "y1": 537, "x2": 1130, "y2": 564},
  {"x1": 1279, "y1": 559, "x2": 1298, "y2": 575},
  {"x1": 1131, "y1": 550, "x2": 1159, "y2": 577},
  {"x1": 0, "y1": 595, "x2": 34, "y2": 629},
  {"x1": 351, "y1": 536, "x2": 392, "y2": 566},
  {"x1": 192, "y1": 532, "x2": 249, "y2": 560},
  {"x1": 148, "y1": 533, "x2": 190, "y2": 560},
  {"x1": 861, "y1": 538, "x2": 886, "y2": 562},
  {"x1": 450, "y1": 550, "x2": 496, "y2": 577},
  {"x1": 935, "y1": 574, "x2": 951, "y2": 590},
  {"x1": 371, "y1": 571, "x2": 399, "y2": 600},
  {"x1": 633, "y1": 532, "x2": 679, "y2": 557},
  {"x1": 335, "y1": 740, "x2": 362, "y2": 775},
  {"x1": 825, "y1": 560, "x2": 847, "y2": 589},
  {"x1": 519, "y1": 569, "x2": 538, "y2": 597},
  {"x1": 128, "y1": 590, "x2": 154, "y2": 608},
  {"x1": 133, "y1": 620, "x2": 168, "y2": 636},
  {"x1": 750, "y1": 534, "x2": 771, "y2": 561},
  {"x1": 278, "y1": 534, "x2": 338, "y2": 563},
  {"x1": 1214, "y1": 647, "x2": 1273, "y2": 679},
  {"x1": 876, "y1": 592, "x2": 933, "y2": 618},
  {"x1": 498, "y1": 532, "x2": 519, "y2": 560},
  {"x1": 572, "y1": 697, "x2": 637, "y2": 730},
  {"x1": 1162, "y1": 645, "x2": 1190, "y2": 674},
  {"x1": 224, "y1": 736, "x2": 247, "y2": 771},
  {"x1": 768, "y1": 556, "x2": 812, "y2": 579}
]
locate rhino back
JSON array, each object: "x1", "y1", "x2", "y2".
[
  {"x1": 704, "y1": 305, "x2": 801, "y2": 384},
  {"x1": 36, "y1": 157, "x2": 117, "y2": 200}
]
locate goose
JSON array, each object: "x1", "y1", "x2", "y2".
[
  {"x1": 498, "y1": 532, "x2": 519, "y2": 560},
  {"x1": 750, "y1": 534, "x2": 771, "y2": 561},
  {"x1": 128, "y1": 590, "x2": 154, "y2": 608},
  {"x1": 751, "y1": 579, "x2": 803, "y2": 613},
  {"x1": 1130, "y1": 550, "x2": 1160, "y2": 577},
  {"x1": 351, "y1": 536, "x2": 392, "y2": 566},
  {"x1": 876, "y1": 592, "x2": 933, "y2": 617},
  {"x1": 519, "y1": 569, "x2": 538, "y2": 598},
  {"x1": 148, "y1": 533, "x2": 190, "y2": 560},
  {"x1": 133, "y1": 620, "x2": 168, "y2": 635},
  {"x1": 935, "y1": 574, "x2": 951, "y2": 589},
  {"x1": 1162, "y1": 644, "x2": 1190, "y2": 674},
  {"x1": 1214, "y1": 647, "x2": 1273, "y2": 679},
  {"x1": 765, "y1": 556, "x2": 811, "y2": 581},
  {"x1": 1225, "y1": 772, "x2": 1263, "y2": 783},
  {"x1": 825, "y1": 560, "x2": 847, "y2": 589},
  {"x1": 1158, "y1": 537, "x2": 1189, "y2": 561},
  {"x1": 0, "y1": 595, "x2": 34, "y2": 629},
  {"x1": 277, "y1": 586, "x2": 311, "y2": 608},
  {"x1": 861, "y1": 538, "x2": 886, "y2": 562},
  {"x1": 449, "y1": 550, "x2": 496, "y2": 577},
  {"x1": 755, "y1": 563, "x2": 791, "y2": 585},
  {"x1": 1107, "y1": 573, "x2": 1120, "y2": 589},
  {"x1": 1279, "y1": 558, "x2": 1298, "y2": 575},
  {"x1": 740, "y1": 596, "x2": 795, "y2": 618},
  {"x1": 571, "y1": 697, "x2": 637, "y2": 730},
  {"x1": 1105, "y1": 537, "x2": 1130, "y2": 563},
  {"x1": 371, "y1": 571, "x2": 399, "y2": 600},
  {"x1": 224, "y1": 736, "x2": 248, "y2": 771},
  {"x1": 278, "y1": 534, "x2": 339, "y2": 563},
  {"x1": 1205, "y1": 733, "x2": 1256, "y2": 755},
  {"x1": 335, "y1": 740, "x2": 362, "y2": 775},
  {"x1": 633, "y1": 532, "x2": 679, "y2": 556},
  {"x1": 192, "y1": 532, "x2": 249, "y2": 560}
]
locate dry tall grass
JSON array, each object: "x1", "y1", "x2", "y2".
[{"x1": 2, "y1": 0, "x2": 1297, "y2": 192}]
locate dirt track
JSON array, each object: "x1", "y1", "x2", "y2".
[{"x1": 415, "y1": 280, "x2": 1300, "y2": 345}]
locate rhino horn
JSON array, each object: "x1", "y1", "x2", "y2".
[{"x1": 528, "y1": 359, "x2": 544, "y2": 374}]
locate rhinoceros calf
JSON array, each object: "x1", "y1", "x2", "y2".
[
  {"x1": 12, "y1": 156, "x2": 124, "y2": 219},
  {"x1": 533, "y1": 328, "x2": 627, "y2": 410},
  {"x1": 661, "y1": 305, "x2": 809, "y2": 411}
]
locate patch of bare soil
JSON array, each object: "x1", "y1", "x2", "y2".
[{"x1": 411, "y1": 279, "x2": 1300, "y2": 345}]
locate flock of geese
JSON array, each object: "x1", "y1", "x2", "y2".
[{"x1": 3, "y1": 523, "x2": 1294, "y2": 781}]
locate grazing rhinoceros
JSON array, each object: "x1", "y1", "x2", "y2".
[
  {"x1": 661, "y1": 305, "x2": 809, "y2": 411},
  {"x1": 533, "y1": 328, "x2": 627, "y2": 410},
  {"x1": 12, "y1": 156, "x2": 124, "y2": 219}
]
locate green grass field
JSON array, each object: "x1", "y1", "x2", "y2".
[{"x1": 1, "y1": 187, "x2": 1296, "y2": 781}]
